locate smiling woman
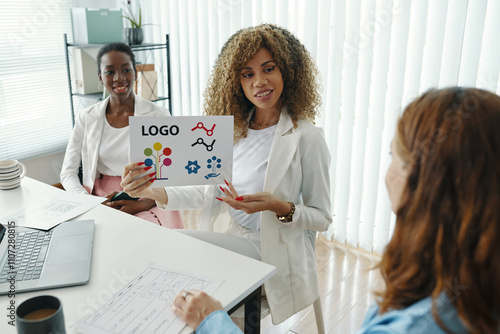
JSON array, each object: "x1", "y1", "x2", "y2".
[
  {"x1": 59, "y1": 42, "x2": 183, "y2": 230},
  {"x1": 120, "y1": 23, "x2": 331, "y2": 330},
  {"x1": 240, "y1": 48, "x2": 284, "y2": 130}
]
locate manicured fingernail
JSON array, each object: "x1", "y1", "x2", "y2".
[
  {"x1": 150, "y1": 178, "x2": 156, "y2": 183},
  {"x1": 215, "y1": 197, "x2": 223, "y2": 201},
  {"x1": 149, "y1": 172, "x2": 156, "y2": 177},
  {"x1": 235, "y1": 196, "x2": 243, "y2": 201},
  {"x1": 224, "y1": 180, "x2": 229, "y2": 187},
  {"x1": 138, "y1": 162, "x2": 145, "y2": 166},
  {"x1": 144, "y1": 166, "x2": 152, "y2": 171},
  {"x1": 219, "y1": 186, "x2": 225, "y2": 192}
]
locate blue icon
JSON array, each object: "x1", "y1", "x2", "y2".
[
  {"x1": 185, "y1": 160, "x2": 201, "y2": 174},
  {"x1": 205, "y1": 156, "x2": 221, "y2": 179}
]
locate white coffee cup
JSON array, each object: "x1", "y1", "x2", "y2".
[{"x1": 0, "y1": 159, "x2": 26, "y2": 190}]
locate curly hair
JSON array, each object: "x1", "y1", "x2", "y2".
[
  {"x1": 203, "y1": 23, "x2": 321, "y2": 141},
  {"x1": 376, "y1": 87, "x2": 500, "y2": 333}
]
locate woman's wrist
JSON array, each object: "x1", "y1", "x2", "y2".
[
  {"x1": 149, "y1": 187, "x2": 168, "y2": 205},
  {"x1": 138, "y1": 198, "x2": 156, "y2": 210},
  {"x1": 273, "y1": 200, "x2": 291, "y2": 215}
]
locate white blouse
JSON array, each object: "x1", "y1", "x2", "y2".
[
  {"x1": 228, "y1": 125, "x2": 277, "y2": 231},
  {"x1": 96, "y1": 117, "x2": 129, "y2": 176}
]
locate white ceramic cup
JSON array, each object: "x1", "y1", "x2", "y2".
[{"x1": 0, "y1": 159, "x2": 26, "y2": 190}]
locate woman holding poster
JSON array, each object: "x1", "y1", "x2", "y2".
[
  {"x1": 121, "y1": 24, "x2": 331, "y2": 326},
  {"x1": 60, "y1": 42, "x2": 183, "y2": 229}
]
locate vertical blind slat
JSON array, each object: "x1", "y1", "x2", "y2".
[
  {"x1": 345, "y1": 0, "x2": 376, "y2": 247},
  {"x1": 476, "y1": 0, "x2": 500, "y2": 92},
  {"x1": 458, "y1": 0, "x2": 488, "y2": 86}
]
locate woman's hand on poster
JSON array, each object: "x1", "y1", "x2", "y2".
[{"x1": 120, "y1": 162, "x2": 156, "y2": 198}]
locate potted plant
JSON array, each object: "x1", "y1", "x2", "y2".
[{"x1": 122, "y1": 3, "x2": 146, "y2": 45}]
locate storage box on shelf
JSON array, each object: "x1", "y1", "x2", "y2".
[
  {"x1": 71, "y1": 8, "x2": 123, "y2": 44},
  {"x1": 73, "y1": 47, "x2": 100, "y2": 95}
]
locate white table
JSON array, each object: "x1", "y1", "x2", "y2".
[{"x1": 0, "y1": 178, "x2": 276, "y2": 333}]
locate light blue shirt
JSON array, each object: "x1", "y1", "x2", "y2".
[
  {"x1": 195, "y1": 295, "x2": 468, "y2": 334},
  {"x1": 356, "y1": 295, "x2": 468, "y2": 334},
  {"x1": 196, "y1": 310, "x2": 241, "y2": 334}
]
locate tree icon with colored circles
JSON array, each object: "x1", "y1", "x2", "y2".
[{"x1": 143, "y1": 142, "x2": 172, "y2": 180}]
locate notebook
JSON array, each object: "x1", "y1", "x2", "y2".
[{"x1": 0, "y1": 219, "x2": 94, "y2": 295}]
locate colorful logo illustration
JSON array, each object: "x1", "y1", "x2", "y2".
[
  {"x1": 205, "y1": 156, "x2": 221, "y2": 179},
  {"x1": 143, "y1": 142, "x2": 172, "y2": 180},
  {"x1": 191, "y1": 122, "x2": 215, "y2": 136}
]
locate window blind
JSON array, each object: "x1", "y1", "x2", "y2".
[{"x1": 0, "y1": 0, "x2": 75, "y2": 161}]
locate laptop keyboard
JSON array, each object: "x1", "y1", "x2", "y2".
[{"x1": 0, "y1": 229, "x2": 53, "y2": 283}]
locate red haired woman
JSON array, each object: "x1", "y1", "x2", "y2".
[
  {"x1": 359, "y1": 87, "x2": 500, "y2": 333},
  {"x1": 160, "y1": 88, "x2": 500, "y2": 333}
]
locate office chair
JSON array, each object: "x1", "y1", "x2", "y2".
[{"x1": 310, "y1": 230, "x2": 325, "y2": 334}]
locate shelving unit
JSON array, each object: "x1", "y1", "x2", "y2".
[{"x1": 63, "y1": 34, "x2": 172, "y2": 126}]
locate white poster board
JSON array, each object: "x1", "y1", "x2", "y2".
[{"x1": 129, "y1": 116, "x2": 233, "y2": 187}]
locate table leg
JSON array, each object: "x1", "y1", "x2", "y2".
[
  {"x1": 228, "y1": 286, "x2": 262, "y2": 334},
  {"x1": 244, "y1": 287, "x2": 261, "y2": 334}
]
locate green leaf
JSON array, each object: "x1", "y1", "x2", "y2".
[
  {"x1": 139, "y1": 5, "x2": 142, "y2": 27},
  {"x1": 121, "y1": 15, "x2": 138, "y2": 28},
  {"x1": 121, "y1": 1, "x2": 141, "y2": 28}
]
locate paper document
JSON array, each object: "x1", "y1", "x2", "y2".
[
  {"x1": 129, "y1": 116, "x2": 234, "y2": 187},
  {"x1": 75, "y1": 264, "x2": 224, "y2": 334},
  {"x1": 0, "y1": 192, "x2": 105, "y2": 230}
]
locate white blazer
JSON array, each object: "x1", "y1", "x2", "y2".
[
  {"x1": 60, "y1": 95, "x2": 169, "y2": 194},
  {"x1": 161, "y1": 110, "x2": 332, "y2": 324}
]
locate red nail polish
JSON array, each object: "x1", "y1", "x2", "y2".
[
  {"x1": 235, "y1": 196, "x2": 243, "y2": 201},
  {"x1": 138, "y1": 162, "x2": 145, "y2": 166},
  {"x1": 215, "y1": 197, "x2": 223, "y2": 201},
  {"x1": 149, "y1": 172, "x2": 156, "y2": 177},
  {"x1": 224, "y1": 180, "x2": 229, "y2": 187},
  {"x1": 144, "y1": 166, "x2": 152, "y2": 171},
  {"x1": 150, "y1": 178, "x2": 156, "y2": 183},
  {"x1": 219, "y1": 186, "x2": 225, "y2": 192}
]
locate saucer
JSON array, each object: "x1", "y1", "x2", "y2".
[
  {"x1": 0, "y1": 181, "x2": 21, "y2": 190},
  {"x1": 0, "y1": 159, "x2": 20, "y2": 170},
  {"x1": 0, "y1": 166, "x2": 19, "y2": 174},
  {"x1": 0, "y1": 172, "x2": 20, "y2": 181}
]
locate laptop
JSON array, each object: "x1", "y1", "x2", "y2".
[{"x1": 0, "y1": 219, "x2": 95, "y2": 295}]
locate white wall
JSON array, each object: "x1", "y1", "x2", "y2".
[{"x1": 21, "y1": 150, "x2": 65, "y2": 185}]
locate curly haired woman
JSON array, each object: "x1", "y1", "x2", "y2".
[{"x1": 121, "y1": 23, "x2": 332, "y2": 328}]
